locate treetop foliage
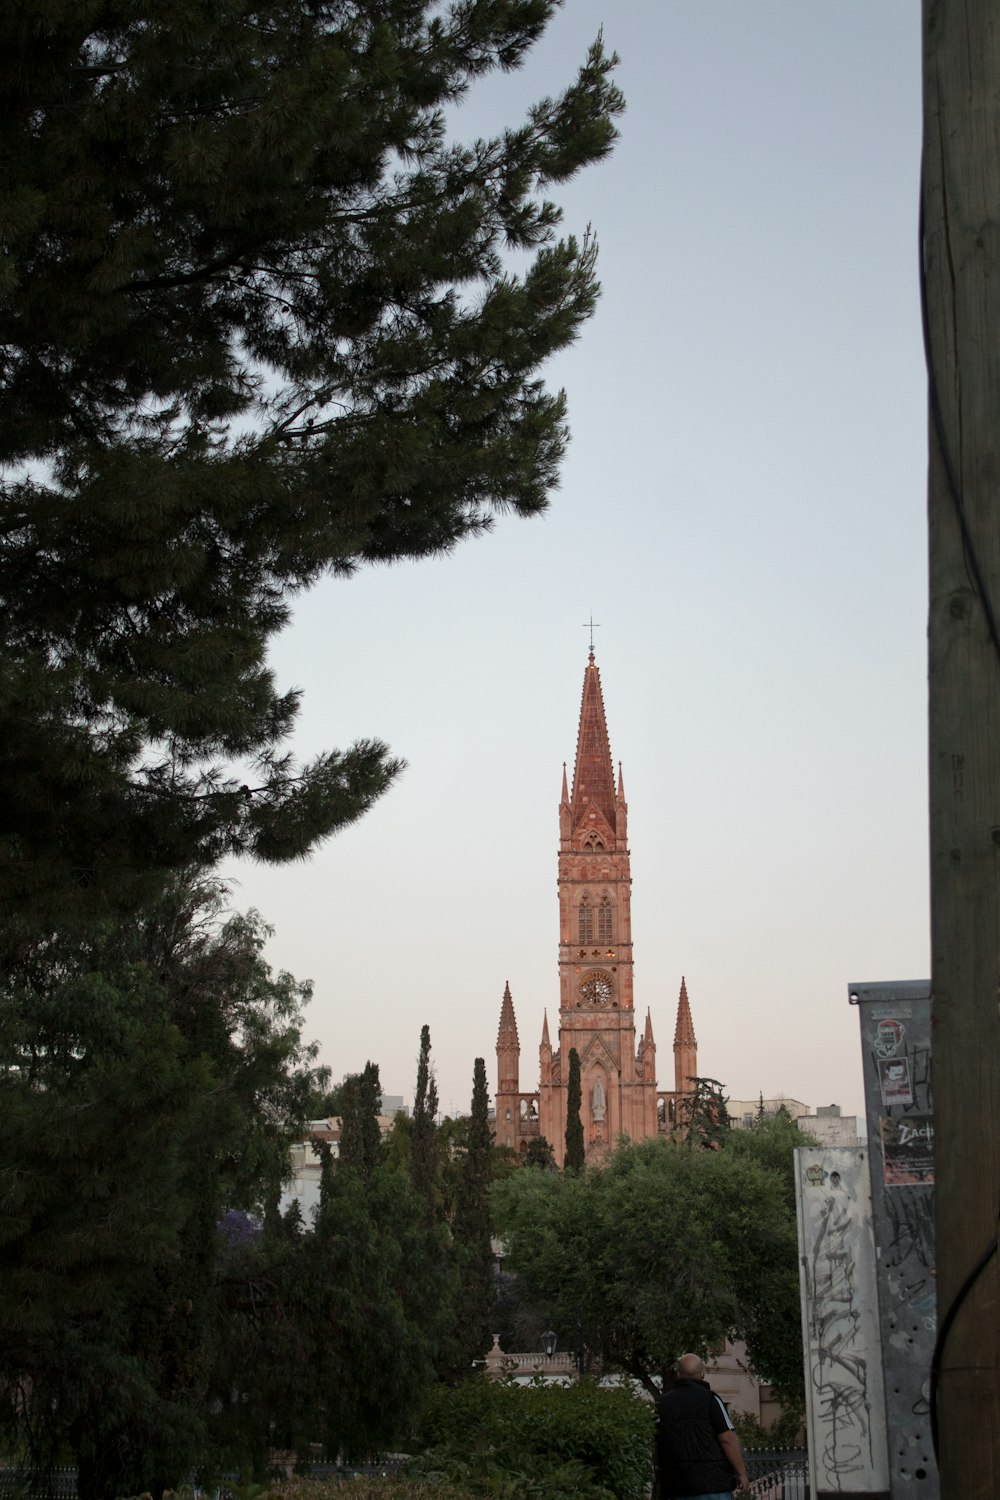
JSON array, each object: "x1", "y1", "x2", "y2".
[
  {"x1": 493, "y1": 1126, "x2": 807, "y2": 1406},
  {"x1": 0, "y1": 0, "x2": 623, "y2": 939}
]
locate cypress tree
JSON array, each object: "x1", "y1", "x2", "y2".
[
  {"x1": 453, "y1": 1058, "x2": 496, "y2": 1369},
  {"x1": 338, "y1": 1062, "x2": 383, "y2": 1182},
  {"x1": 565, "y1": 1048, "x2": 585, "y2": 1174},
  {"x1": 411, "y1": 1024, "x2": 440, "y2": 1216}
]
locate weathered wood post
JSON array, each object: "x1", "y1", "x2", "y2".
[{"x1": 923, "y1": 2, "x2": 1000, "y2": 1492}]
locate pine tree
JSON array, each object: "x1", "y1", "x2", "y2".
[
  {"x1": 685, "y1": 1077, "x2": 732, "y2": 1150},
  {"x1": 453, "y1": 1058, "x2": 496, "y2": 1370},
  {"x1": 0, "y1": 2, "x2": 623, "y2": 946},
  {"x1": 411, "y1": 1024, "x2": 440, "y2": 1216},
  {"x1": 564, "y1": 1048, "x2": 585, "y2": 1174}
]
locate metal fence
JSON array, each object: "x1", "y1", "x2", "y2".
[
  {"x1": 0, "y1": 1465, "x2": 408, "y2": 1500},
  {"x1": 0, "y1": 1454, "x2": 809, "y2": 1500},
  {"x1": 0, "y1": 1472, "x2": 77, "y2": 1500},
  {"x1": 745, "y1": 1451, "x2": 808, "y2": 1499}
]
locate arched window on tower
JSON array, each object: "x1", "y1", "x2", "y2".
[
  {"x1": 578, "y1": 895, "x2": 594, "y2": 945},
  {"x1": 598, "y1": 894, "x2": 613, "y2": 945}
]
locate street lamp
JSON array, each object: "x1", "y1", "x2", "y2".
[{"x1": 540, "y1": 1328, "x2": 557, "y2": 1359}]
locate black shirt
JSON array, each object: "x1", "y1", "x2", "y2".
[{"x1": 655, "y1": 1378, "x2": 735, "y2": 1498}]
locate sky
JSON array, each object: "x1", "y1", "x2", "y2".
[{"x1": 224, "y1": 3, "x2": 927, "y2": 1124}]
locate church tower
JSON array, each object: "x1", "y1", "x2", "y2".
[
  {"x1": 538, "y1": 649, "x2": 655, "y2": 1163},
  {"x1": 493, "y1": 652, "x2": 698, "y2": 1162}
]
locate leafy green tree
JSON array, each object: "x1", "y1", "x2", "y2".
[
  {"x1": 722, "y1": 1111, "x2": 816, "y2": 1403},
  {"x1": 524, "y1": 1135, "x2": 557, "y2": 1170},
  {"x1": 0, "y1": 879, "x2": 325, "y2": 1498},
  {"x1": 0, "y1": 1, "x2": 623, "y2": 946},
  {"x1": 493, "y1": 1134, "x2": 803, "y2": 1404},
  {"x1": 728, "y1": 1108, "x2": 816, "y2": 1209},
  {"x1": 564, "y1": 1047, "x2": 585, "y2": 1173}
]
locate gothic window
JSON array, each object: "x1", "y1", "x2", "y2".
[
  {"x1": 583, "y1": 831, "x2": 605, "y2": 850},
  {"x1": 597, "y1": 894, "x2": 613, "y2": 945},
  {"x1": 578, "y1": 895, "x2": 594, "y2": 945}
]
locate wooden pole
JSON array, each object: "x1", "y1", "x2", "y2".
[{"x1": 924, "y1": 2, "x2": 1000, "y2": 1492}]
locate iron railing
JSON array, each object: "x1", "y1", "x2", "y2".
[
  {"x1": 0, "y1": 1453, "x2": 809, "y2": 1500},
  {"x1": 745, "y1": 1450, "x2": 808, "y2": 1499}
]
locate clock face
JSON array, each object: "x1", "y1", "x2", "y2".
[{"x1": 580, "y1": 971, "x2": 613, "y2": 1007}]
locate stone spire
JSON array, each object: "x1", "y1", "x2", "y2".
[
  {"x1": 641, "y1": 1007, "x2": 656, "y2": 1081},
  {"x1": 673, "y1": 976, "x2": 697, "y2": 1097},
  {"x1": 539, "y1": 1009, "x2": 552, "y2": 1085},
  {"x1": 570, "y1": 652, "x2": 617, "y2": 838},
  {"x1": 615, "y1": 758, "x2": 628, "y2": 843},
  {"x1": 496, "y1": 981, "x2": 520, "y2": 1095}
]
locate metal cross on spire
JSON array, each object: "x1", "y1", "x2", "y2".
[{"x1": 582, "y1": 616, "x2": 601, "y2": 654}]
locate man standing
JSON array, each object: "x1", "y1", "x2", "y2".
[{"x1": 655, "y1": 1353, "x2": 751, "y2": 1499}]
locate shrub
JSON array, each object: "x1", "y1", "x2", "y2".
[
  {"x1": 411, "y1": 1378, "x2": 654, "y2": 1500},
  {"x1": 266, "y1": 1482, "x2": 479, "y2": 1500},
  {"x1": 730, "y1": 1405, "x2": 805, "y2": 1453}
]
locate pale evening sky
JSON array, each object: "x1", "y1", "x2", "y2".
[{"x1": 224, "y1": 3, "x2": 927, "y2": 1125}]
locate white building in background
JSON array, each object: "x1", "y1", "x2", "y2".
[
  {"x1": 279, "y1": 1107, "x2": 405, "y2": 1223},
  {"x1": 728, "y1": 1098, "x2": 863, "y2": 1147}
]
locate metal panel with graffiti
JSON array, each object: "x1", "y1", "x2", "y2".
[
  {"x1": 795, "y1": 1144, "x2": 890, "y2": 1498},
  {"x1": 849, "y1": 979, "x2": 938, "y2": 1499}
]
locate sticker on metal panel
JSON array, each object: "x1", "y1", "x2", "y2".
[
  {"x1": 877, "y1": 1055, "x2": 914, "y2": 1107},
  {"x1": 872, "y1": 1017, "x2": 905, "y2": 1058},
  {"x1": 881, "y1": 1114, "x2": 934, "y2": 1186}
]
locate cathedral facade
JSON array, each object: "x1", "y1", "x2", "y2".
[{"x1": 495, "y1": 651, "x2": 698, "y2": 1167}]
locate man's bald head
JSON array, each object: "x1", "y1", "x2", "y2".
[{"x1": 676, "y1": 1353, "x2": 705, "y2": 1380}]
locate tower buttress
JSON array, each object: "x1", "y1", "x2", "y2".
[
  {"x1": 616, "y1": 761, "x2": 628, "y2": 843},
  {"x1": 559, "y1": 763, "x2": 571, "y2": 843},
  {"x1": 673, "y1": 976, "x2": 697, "y2": 1096}
]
